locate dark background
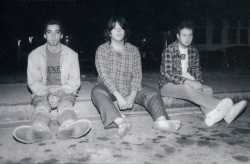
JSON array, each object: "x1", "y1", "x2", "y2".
[{"x1": 1, "y1": 0, "x2": 250, "y2": 76}]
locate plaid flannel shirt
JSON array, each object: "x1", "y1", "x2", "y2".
[
  {"x1": 95, "y1": 42, "x2": 142, "y2": 97},
  {"x1": 159, "y1": 40, "x2": 203, "y2": 88}
]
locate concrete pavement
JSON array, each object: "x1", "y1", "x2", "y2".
[{"x1": 0, "y1": 106, "x2": 249, "y2": 164}]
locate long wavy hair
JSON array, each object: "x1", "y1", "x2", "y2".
[{"x1": 104, "y1": 16, "x2": 131, "y2": 43}]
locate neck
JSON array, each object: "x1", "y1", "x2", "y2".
[
  {"x1": 47, "y1": 43, "x2": 61, "y2": 53},
  {"x1": 111, "y1": 39, "x2": 125, "y2": 52},
  {"x1": 178, "y1": 42, "x2": 188, "y2": 49},
  {"x1": 111, "y1": 38, "x2": 125, "y2": 46}
]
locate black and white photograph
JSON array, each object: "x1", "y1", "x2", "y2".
[{"x1": 0, "y1": 0, "x2": 249, "y2": 163}]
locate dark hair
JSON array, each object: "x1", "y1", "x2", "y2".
[
  {"x1": 177, "y1": 20, "x2": 194, "y2": 35},
  {"x1": 104, "y1": 16, "x2": 131, "y2": 43},
  {"x1": 43, "y1": 19, "x2": 64, "y2": 35}
]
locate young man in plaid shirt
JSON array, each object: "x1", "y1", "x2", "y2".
[
  {"x1": 159, "y1": 20, "x2": 247, "y2": 127},
  {"x1": 91, "y1": 17, "x2": 181, "y2": 137}
]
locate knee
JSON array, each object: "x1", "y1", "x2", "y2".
[
  {"x1": 146, "y1": 89, "x2": 161, "y2": 101},
  {"x1": 57, "y1": 100, "x2": 74, "y2": 110},
  {"x1": 160, "y1": 86, "x2": 167, "y2": 97},
  {"x1": 91, "y1": 86, "x2": 110, "y2": 101},
  {"x1": 33, "y1": 106, "x2": 51, "y2": 117},
  {"x1": 91, "y1": 88, "x2": 101, "y2": 104},
  {"x1": 202, "y1": 85, "x2": 213, "y2": 95},
  {"x1": 34, "y1": 100, "x2": 50, "y2": 109},
  {"x1": 181, "y1": 84, "x2": 200, "y2": 97},
  {"x1": 182, "y1": 84, "x2": 194, "y2": 92},
  {"x1": 91, "y1": 88, "x2": 99, "y2": 99}
]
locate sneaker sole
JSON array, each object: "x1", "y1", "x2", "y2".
[
  {"x1": 13, "y1": 126, "x2": 53, "y2": 144},
  {"x1": 56, "y1": 119, "x2": 91, "y2": 140}
]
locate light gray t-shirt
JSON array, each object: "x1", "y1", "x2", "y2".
[{"x1": 46, "y1": 48, "x2": 61, "y2": 86}]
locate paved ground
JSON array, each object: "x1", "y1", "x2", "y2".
[{"x1": 0, "y1": 106, "x2": 249, "y2": 164}]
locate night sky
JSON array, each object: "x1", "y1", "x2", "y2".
[{"x1": 1, "y1": 0, "x2": 250, "y2": 59}]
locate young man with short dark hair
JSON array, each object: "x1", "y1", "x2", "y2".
[
  {"x1": 159, "y1": 20, "x2": 247, "y2": 127},
  {"x1": 13, "y1": 20, "x2": 91, "y2": 144}
]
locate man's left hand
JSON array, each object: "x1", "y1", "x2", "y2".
[{"x1": 126, "y1": 91, "x2": 137, "y2": 109}]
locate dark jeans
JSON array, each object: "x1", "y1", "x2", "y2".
[
  {"x1": 91, "y1": 83, "x2": 169, "y2": 128},
  {"x1": 31, "y1": 93, "x2": 77, "y2": 127}
]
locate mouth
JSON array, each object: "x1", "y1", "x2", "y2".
[{"x1": 50, "y1": 40, "x2": 57, "y2": 45}]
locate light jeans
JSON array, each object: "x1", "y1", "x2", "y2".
[
  {"x1": 160, "y1": 83, "x2": 220, "y2": 115},
  {"x1": 31, "y1": 93, "x2": 77, "y2": 127},
  {"x1": 91, "y1": 83, "x2": 169, "y2": 128}
]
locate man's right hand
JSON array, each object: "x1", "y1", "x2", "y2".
[
  {"x1": 47, "y1": 92, "x2": 61, "y2": 108},
  {"x1": 184, "y1": 79, "x2": 202, "y2": 90}
]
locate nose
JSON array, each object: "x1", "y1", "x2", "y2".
[
  {"x1": 117, "y1": 28, "x2": 121, "y2": 32},
  {"x1": 51, "y1": 32, "x2": 55, "y2": 37}
]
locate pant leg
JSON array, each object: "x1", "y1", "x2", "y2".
[
  {"x1": 134, "y1": 84, "x2": 170, "y2": 121},
  {"x1": 160, "y1": 82, "x2": 220, "y2": 110},
  {"x1": 31, "y1": 95, "x2": 51, "y2": 127},
  {"x1": 57, "y1": 93, "x2": 77, "y2": 126},
  {"x1": 199, "y1": 85, "x2": 214, "y2": 115},
  {"x1": 91, "y1": 83, "x2": 121, "y2": 128}
]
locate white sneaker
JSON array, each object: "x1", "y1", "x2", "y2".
[
  {"x1": 205, "y1": 98, "x2": 233, "y2": 127},
  {"x1": 224, "y1": 100, "x2": 247, "y2": 124}
]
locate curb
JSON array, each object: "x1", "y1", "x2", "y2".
[{"x1": 0, "y1": 90, "x2": 249, "y2": 126}]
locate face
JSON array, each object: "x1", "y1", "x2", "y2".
[
  {"x1": 177, "y1": 28, "x2": 193, "y2": 48},
  {"x1": 110, "y1": 22, "x2": 125, "y2": 42},
  {"x1": 44, "y1": 24, "x2": 63, "y2": 46}
]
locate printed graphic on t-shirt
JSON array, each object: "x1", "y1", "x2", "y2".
[
  {"x1": 47, "y1": 66, "x2": 60, "y2": 72},
  {"x1": 46, "y1": 48, "x2": 61, "y2": 86},
  {"x1": 179, "y1": 46, "x2": 195, "y2": 80}
]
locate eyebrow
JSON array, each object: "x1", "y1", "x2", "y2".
[{"x1": 46, "y1": 30, "x2": 61, "y2": 32}]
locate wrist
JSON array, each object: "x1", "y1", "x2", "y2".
[
  {"x1": 113, "y1": 90, "x2": 123, "y2": 100},
  {"x1": 130, "y1": 90, "x2": 137, "y2": 98}
]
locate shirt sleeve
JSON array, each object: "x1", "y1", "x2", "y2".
[
  {"x1": 162, "y1": 49, "x2": 186, "y2": 84},
  {"x1": 27, "y1": 53, "x2": 49, "y2": 96},
  {"x1": 190, "y1": 49, "x2": 203, "y2": 83},
  {"x1": 95, "y1": 46, "x2": 118, "y2": 93},
  {"x1": 61, "y1": 52, "x2": 81, "y2": 94},
  {"x1": 131, "y1": 48, "x2": 142, "y2": 91}
]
